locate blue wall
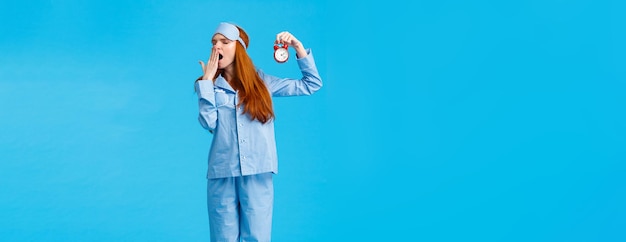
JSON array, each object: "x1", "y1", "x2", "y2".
[{"x1": 1, "y1": 0, "x2": 624, "y2": 241}]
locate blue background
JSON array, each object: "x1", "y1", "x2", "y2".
[{"x1": 1, "y1": 0, "x2": 625, "y2": 241}]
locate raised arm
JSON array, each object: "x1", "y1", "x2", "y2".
[
  {"x1": 195, "y1": 47, "x2": 220, "y2": 132},
  {"x1": 263, "y1": 31, "x2": 323, "y2": 96},
  {"x1": 276, "y1": 31, "x2": 308, "y2": 59}
]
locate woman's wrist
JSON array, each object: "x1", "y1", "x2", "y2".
[{"x1": 295, "y1": 45, "x2": 307, "y2": 58}]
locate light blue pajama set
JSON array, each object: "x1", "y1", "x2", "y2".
[{"x1": 195, "y1": 40, "x2": 322, "y2": 241}]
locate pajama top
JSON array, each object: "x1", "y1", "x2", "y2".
[{"x1": 195, "y1": 49, "x2": 322, "y2": 179}]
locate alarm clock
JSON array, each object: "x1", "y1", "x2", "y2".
[{"x1": 274, "y1": 43, "x2": 289, "y2": 63}]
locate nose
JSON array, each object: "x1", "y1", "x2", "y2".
[{"x1": 215, "y1": 42, "x2": 225, "y2": 49}]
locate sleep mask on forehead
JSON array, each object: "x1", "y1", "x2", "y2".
[{"x1": 214, "y1": 22, "x2": 247, "y2": 49}]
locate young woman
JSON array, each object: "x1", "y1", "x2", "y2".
[{"x1": 195, "y1": 22, "x2": 322, "y2": 242}]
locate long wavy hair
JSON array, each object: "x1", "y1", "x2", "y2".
[{"x1": 213, "y1": 26, "x2": 274, "y2": 123}]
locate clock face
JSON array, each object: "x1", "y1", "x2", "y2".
[{"x1": 274, "y1": 48, "x2": 289, "y2": 63}]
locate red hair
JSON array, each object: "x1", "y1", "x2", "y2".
[{"x1": 214, "y1": 26, "x2": 274, "y2": 123}]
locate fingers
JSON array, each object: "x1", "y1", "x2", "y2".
[
  {"x1": 275, "y1": 32, "x2": 284, "y2": 44},
  {"x1": 276, "y1": 31, "x2": 300, "y2": 48},
  {"x1": 198, "y1": 46, "x2": 220, "y2": 81},
  {"x1": 199, "y1": 60, "x2": 205, "y2": 71},
  {"x1": 276, "y1": 31, "x2": 294, "y2": 44},
  {"x1": 201, "y1": 47, "x2": 218, "y2": 70},
  {"x1": 211, "y1": 46, "x2": 219, "y2": 61},
  {"x1": 200, "y1": 47, "x2": 219, "y2": 80},
  {"x1": 198, "y1": 60, "x2": 208, "y2": 80},
  {"x1": 208, "y1": 47, "x2": 218, "y2": 67}
]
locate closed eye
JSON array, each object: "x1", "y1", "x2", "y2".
[{"x1": 212, "y1": 39, "x2": 233, "y2": 46}]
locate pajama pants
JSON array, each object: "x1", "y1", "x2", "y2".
[{"x1": 207, "y1": 172, "x2": 274, "y2": 242}]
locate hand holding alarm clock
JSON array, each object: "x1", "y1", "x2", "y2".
[
  {"x1": 274, "y1": 43, "x2": 289, "y2": 63},
  {"x1": 274, "y1": 31, "x2": 308, "y2": 63}
]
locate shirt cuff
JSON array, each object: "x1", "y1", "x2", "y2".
[
  {"x1": 195, "y1": 79, "x2": 215, "y2": 98},
  {"x1": 296, "y1": 49, "x2": 315, "y2": 68}
]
